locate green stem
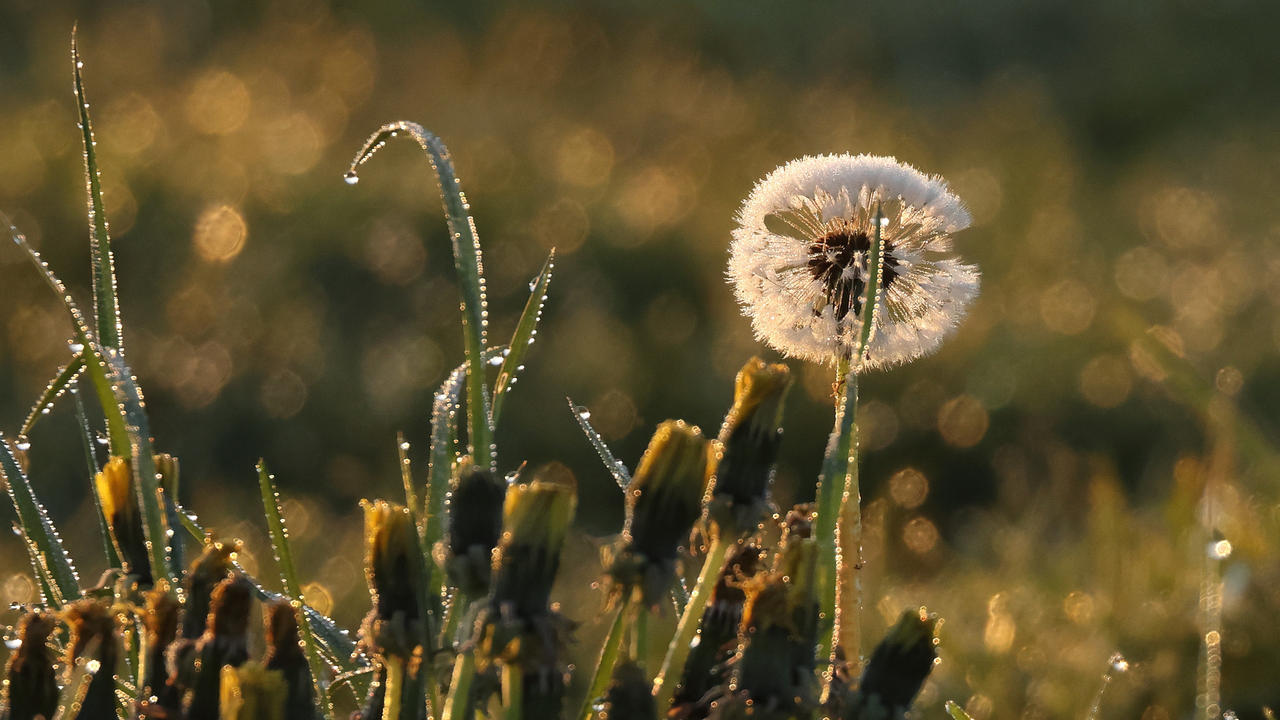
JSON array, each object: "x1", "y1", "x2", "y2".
[
  {"x1": 502, "y1": 663, "x2": 523, "y2": 720},
  {"x1": 441, "y1": 650, "x2": 476, "y2": 720},
  {"x1": 653, "y1": 535, "x2": 731, "y2": 711},
  {"x1": 633, "y1": 609, "x2": 649, "y2": 669},
  {"x1": 813, "y1": 358, "x2": 855, "y2": 676},
  {"x1": 835, "y1": 374, "x2": 864, "y2": 671},
  {"x1": 577, "y1": 603, "x2": 627, "y2": 720},
  {"x1": 382, "y1": 656, "x2": 404, "y2": 720}
]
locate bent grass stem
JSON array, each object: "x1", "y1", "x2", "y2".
[{"x1": 652, "y1": 535, "x2": 730, "y2": 711}]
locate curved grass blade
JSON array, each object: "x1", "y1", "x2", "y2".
[
  {"x1": 15, "y1": 524, "x2": 64, "y2": 609},
  {"x1": 3, "y1": 213, "x2": 129, "y2": 456},
  {"x1": 347, "y1": 122, "x2": 494, "y2": 470},
  {"x1": 74, "y1": 382, "x2": 121, "y2": 568},
  {"x1": 0, "y1": 435, "x2": 81, "y2": 604},
  {"x1": 327, "y1": 667, "x2": 376, "y2": 706},
  {"x1": 257, "y1": 461, "x2": 337, "y2": 720},
  {"x1": 945, "y1": 701, "x2": 975, "y2": 720},
  {"x1": 566, "y1": 397, "x2": 631, "y2": 489},
  {"x1": 99, "y1": 348, "x2": 175, "y2": 586},
  {"x1": 20, "y1": 354, "x2": 85, "y2": 438},
  {"x1": 491, "y1": 249, "x2": 555, "y2": 427},
  {"x1": 71, "y1": 29, "x2": 122, "y2": 352}
]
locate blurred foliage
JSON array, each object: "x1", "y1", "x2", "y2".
[{"x1": 1, "y1": 0, "x2": 1278, "y2": 716}]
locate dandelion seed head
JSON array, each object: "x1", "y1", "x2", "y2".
[{"x1": 728, "y1": 154, "x2": 979, "y2": 368}]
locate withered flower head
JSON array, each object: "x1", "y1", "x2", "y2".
[
  {"x1": 707, "y1": 358, "x2": 791, "y2": 539},
  {"x1": 142, "y1": 584, "x2": 180, "y2": 697},
  {"x1": 95, "y1": 455, "x2": 153, "y2": 585},
  {"x1": 3, "y1": 611, "x2": 58, "y2": 720},
  {"x1": 220, "y1": 661, "x2": 287, "y2": 720},
  {"x1": 63, "y1": 599, "x2": 120, "y2": 719},
  {"x1": 182, "y1": 540, "x2": 239, "y2": 640},
  {"x1": 263, "y1": 600, "x2": 318, "y2": 720},
  {"x1": 445, "y1": 464, "x2": 506, "y2": 599},
  {"x1": 188, "y1": 575, "x2": 254, "y2": 720},
  {"x1": 608, "y1": 420, "x2": 711, "y2": 607},
  {"x1": 361, "y1": 499, "x2": 427, "y2": 658},
  {"x1": 670, "y1": 544, "x2": 764, "y2": 717}
]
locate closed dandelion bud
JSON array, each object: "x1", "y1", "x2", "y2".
[
  {"x1": 263, "y1": 600, "x2": 319, "y2": 720},
  {"x1": 601, "y1": 659, "x2": 656, "y2": 720},
  {"x1": 95, "y1": 455, "x2": 152, "y2": 585},
  {"x1": 708, "y1": 358, "x2": 791, "y2": 539},
  {"x1": 831, "y1": 609, "x2": 939, "y2": 720},
  {"x1": 609, "y1": 420, "x2": 711, "y2": 607},
  {"x1": 63, "y1": 599, "x2": 120, "y2": 720},
  {"x1": 361, "y1": 500, "x2": 426, "y2": 658},
  {"x1": 3, "y1": 611, "x2": 58, "y2": 720},
  {"x1": 490, "y1": 477, "x2": 576, "y2": 621},
  {"x1": 670, "y1": 544, "x2": 763, "y2": 717},
  {"x1": 142, "y1": 585, "x2": 180, "y2": 699},
  {"x1": 477, "y1": 475, "x2": 576, "y2": 710},
  {"x1": 219, "y1": 662, "x2": 287, "y2": 720},
  {"x1": 445, "y1": 464, "x2": 505, "y2": 599},
  {"x1": 182, "y1": 540, "x2": 238, "y2": 640},
  {"x1": 188, "y1": 575, "x2": 254, "y2": 720}
]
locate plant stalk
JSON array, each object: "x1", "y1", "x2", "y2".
[
  {"x1": 502, "y1": 663, "x2": 523, "y2": 720},
  {"x1": 441, "y1": 650, "x2": 476, "y2": 720},
  {"x1": 652, "y1": 535, "x2": 730, "y2": 710},
  {"x1": 382, "y1": 656, "x2": 404, "y2": 720}
]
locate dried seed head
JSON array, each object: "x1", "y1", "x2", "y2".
[
  {"x1": 609, "y1": 420, "x2": 711, "y2": 606},
  {"x1": 95, "y1": 455, "x2": 152, "y2": 585},
  {"x1": 142, "y1": 585, "x2": 180, "y2": 696},
  {"x1": 3, "y1": 611, "x2": 59, "y2": 720},
  {"x1": 219, "y1": 661, "x2": 287, "y2": 720},
  {"x1": 708, "y1": 358, "x2": 791, "y2": 539},
  {"x1": 445, "y1": 464, "x2": 505, "y2": 598},
  {"x1": 729, "y1": 154, "x2": 978, "y2": 368}
]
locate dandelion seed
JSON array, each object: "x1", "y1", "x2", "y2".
[{"x1": 728, "y1": 154, "x2": 978, "y2": 368}]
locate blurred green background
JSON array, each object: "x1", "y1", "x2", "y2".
[{"x1": 1, "y1": 0, "x2": 1278, "y2": 716}]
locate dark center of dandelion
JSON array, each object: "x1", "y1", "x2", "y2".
[{"x1": 806, "y1": 226, "x2": 899, "y2": 322}]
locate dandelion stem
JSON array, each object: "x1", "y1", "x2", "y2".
[
  {"x1": 381, "y1": 656, "x2": 403, "y2": 720},
  {"x1": 441, "y1": 650, "x2": 476, "y2": 720},
  {"x1": 633, "y1": 608, "x2": 649, "y2": 668},
  {"x1": 653, "y1": 534, "x2": 730, "y2": 711},
  {"x1": 815, "y1": 204, "x2": 882, "y2": 687},
  {"x1": 577, "y1": 602, "x2": 627, "y2": 720}
]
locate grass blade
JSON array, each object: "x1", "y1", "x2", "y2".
[
  {"x1": 74, "y1": 381, "x2": 121, "y2": 568},
  {"x1": 945, "y1": 701, "x2": 975, "y2": 720},
  {"x1": 71, "y1": 29, "x2": 123, "y2": 352},
  {"x1": 257, "y1": 460, "x2": 337, "y2": 720},
  {"x1": 15, "y1": 524, "x2": 64, "y2": 609},
  {"x1": 347, "y1": 122, "x2": 494, "y2": 470},
  {"x1": 566, "y1": 397, "x2": 632, "y2": 489},
  {"x1": 491, "y1": 249, "x2": 554, "y2": 427},
  {"x1": 51, "y1": 652, "x2": 99, "y2": 720},
  {"x1": 20, "y1": 354, "x2": 85, "y2": 438},
  {"x1": 99, "y1": 348, "x2": 175, "y2": 586},
  {"x1": 424, "y1": 358, "x2": 471, "y2": 605},
  {"x1": 0, "y1": 435, "x2": 81, "y2": 604},
  {"x1": 3, "y1": 213, "x2": 129, "y2": 456}
]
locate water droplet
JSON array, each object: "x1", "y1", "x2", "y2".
[
  {"x1": 488, "y1": 355, "x2": 504, "y2": 367},
  {"x1": 1208, "y1": 539, "x2": 1233, "y2": 559},
  {"x1": 15, "y1": 438, "x2": 31, "y2": 451},
  {"x1": 343, "y1": 172, "x2": 360, "y2": 185},
  {"x1": 68, "y1": 342, "x2": 85, "y2": 353},
  {"x1": 400, "y1": 441, "x2": 411, "y2": 451},
  {"x1": 4, "y1": 636, "x2": 20, "y2": 650},
  {"x1": 577, "y1": 408, "x2": 591, "y2": 420}
]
